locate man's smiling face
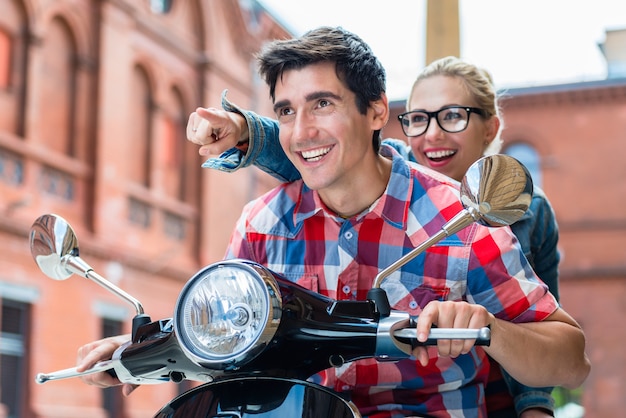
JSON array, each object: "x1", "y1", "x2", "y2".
[{"x1": 273, "y1": 62, "x2": 381, "y2": 194}]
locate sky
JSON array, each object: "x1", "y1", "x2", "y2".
[{"x1": 257, "y1": 0, "x2": 626, "y2": 100}]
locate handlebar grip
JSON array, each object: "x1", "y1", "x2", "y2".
[{"x1": 393, "y1": 327, "x2": 491, "y2": 347}]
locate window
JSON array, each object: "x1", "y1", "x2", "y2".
[
  {"x1": 128, "y1": 65, "x2": 153, "y2": 188},
  {"x1": 0, "y1": 299, "x2": 31, "y2": 418},
  {"x1": 38, "y1": 17, "x2": 78, "y2": 156},
  {"x1": 101, "y1": 318, "x2": 125, "y2": 418},
  {"x1": 159, "y1": 85, "x2": 201, "y2": 206},
  {"x1": 0, "y1": 0, "x2": 28, "y2": 135},
  {"x1": 504, "y1": 142, "x2": 543, "y2": 188},
  {"x1": 161, "y1": 87, "x2": 185, "y2": 201},
  {"x1": 0, "y1": 30, "x2": 11, "y2": 89}
]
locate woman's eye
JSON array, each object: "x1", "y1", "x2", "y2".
[
  {"x1": 412, "y1": 114, "x2": 427, "y2": 123},
  {"x1": 443, "y1": 110, "x2": 462, "y2": 121}
]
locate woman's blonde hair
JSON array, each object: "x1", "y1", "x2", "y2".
[{"x1": 407, "y1": 56, "x2": 503, "y2": 155}]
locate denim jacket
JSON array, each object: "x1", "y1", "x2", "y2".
[
  {"x1": 204, "y1": 92, "x2": 560, "y2": 416},
  {"x1": 201, "y1": 91, "x2": 296, "y2": 182}
]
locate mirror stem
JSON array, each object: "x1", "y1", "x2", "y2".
[
  {"x1": 62, "y1": 255, "x2": 145, "y2": 316},
  {"x1": 372, "y1": 207, "x2": 480, "y2": 289}
]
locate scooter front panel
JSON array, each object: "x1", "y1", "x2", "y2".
[{"x1": 154, "y1": 376, "x2": 360, "y2": 418}]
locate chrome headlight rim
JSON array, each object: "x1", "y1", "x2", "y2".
[{"x1": 174, "y1": 259, "x2": 282, "y2": 369}]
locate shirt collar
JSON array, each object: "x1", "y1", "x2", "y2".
[{"x1": 293, "y1": 145, "x2": 412, "y2": 229}]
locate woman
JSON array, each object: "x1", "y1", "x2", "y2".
[
  {"x1": 396, "y1": 56, "x2": 560, "y2": 418},
  {"x1": 187, "y1": 56, "x2": 561, "y2": 418}
]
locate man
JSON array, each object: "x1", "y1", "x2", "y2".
[
  {"x1": 80, "y1": 27, "x2": 589, "y2": 417},
  {"x1": 189, "y1": 57, "x2": 563, "y2": 417}
]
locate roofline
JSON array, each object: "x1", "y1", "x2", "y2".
[
  {"x1": 498, "y1": 77, "x2": 626, "y2": 97},
  {"x1": 388, "y1": 77, "x2": 626, "y2": 108}
]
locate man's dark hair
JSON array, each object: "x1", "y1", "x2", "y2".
[{"x1": 256, "y1": 26, "x2": 387, "y2": 152}]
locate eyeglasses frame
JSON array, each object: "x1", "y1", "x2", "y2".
[{"x1": 397, "y1": 106, "x2": 488, "y2": 137}]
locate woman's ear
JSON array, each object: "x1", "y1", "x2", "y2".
[{"x1": 485, "y1": 115, "x2": 501, "y2": 144}]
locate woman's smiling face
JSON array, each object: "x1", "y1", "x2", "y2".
[{"x1": 406, "y1": 75, "x2": 499, "y2": 182}]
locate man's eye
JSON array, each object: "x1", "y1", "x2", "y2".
[
  {"x1": 318, "y1": 99, "x2": 331, "y2": 108},
  {"x1": 278, "y1": 108, "x2": 294, "y2": 117}
]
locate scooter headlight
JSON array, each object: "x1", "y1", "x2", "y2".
[{"x1": 174, "y1": 260, "x2": 281, "y2": 369}]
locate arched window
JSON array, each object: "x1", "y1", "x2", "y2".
[
  {"x1": 0, "y1": 29, "x2": 11, "y2": 89},
  {"x1": 504, "y1": 142, "x2": 543, "y2": 188},
  {"x1": 162, "y1": 87, "x2": 185, "y2": 200},
  {"x1": 0, "y1": 0, "x2": 28, "y2": 135},
  {"x1": 158, "y1": 85, "x2": 202, "y2": 204},
  {"x1": 159, "y1": 86, "x2": 200, "y2": 241},
  {"x1": 128, "y1": 65, "x2": 153, "y2": 187},
  {"x1": 38, "y1": 17, "x2": 77, "y2": 156},
  {"x1": 172, "y1": 86, "x2": 200, "y2": 206}
]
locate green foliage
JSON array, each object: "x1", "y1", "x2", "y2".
[{"x1": 552, "y1": 386, "x2": 583, "y2": 408}]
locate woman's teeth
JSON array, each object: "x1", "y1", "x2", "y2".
[
  {"x1": 426, "y1": 150, "x2": 456, "y2": 161},
  {"x1": 301, "y1": 146, "x2": 332, "y2": 162}
]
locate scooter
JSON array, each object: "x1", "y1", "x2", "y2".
[{"x1": 30, "y1": 154, "x2": 532, "y2": 417}]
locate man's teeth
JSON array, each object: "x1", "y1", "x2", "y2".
[
  {"x1": 425, "y1": 150, "x2": 456, "y2": 159},
  {"x1": 301, "y1": 147, "x2": 332, "y2": 162}
]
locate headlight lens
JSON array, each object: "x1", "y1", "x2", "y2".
[{"x1": 174, "y1": 260, "x2": 281, "y2": 368}]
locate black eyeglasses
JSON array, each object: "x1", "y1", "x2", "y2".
[{"x1": 398, "y1": 106, "x2": 487, "y2": 137}]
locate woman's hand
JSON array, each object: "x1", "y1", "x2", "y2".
[
  {"x1": 520, "y1": 408, "x2": 554, "y2": 418},
  {"x1": 76, "y1": 334, "x2": 137, "y2": 396},
  {"x1": 187, "y1": 108, "x2": 248, "y2": 156}
]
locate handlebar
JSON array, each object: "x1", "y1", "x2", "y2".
[
  {"x1": 35, "y1": 326, "x2": 490, "y2": 385},
  {"x1": 394, "y1": 326, "x2": 491, "y2": 346},
  {"x1": 36, "y1": 360, "x2": 116, "y2": 384}
]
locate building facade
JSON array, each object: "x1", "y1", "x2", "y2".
[
  {"x1": 499, "y1": 78, "x2": 626, "y2": 417},
  {"x1": 385, "y1": 59, "x2": 626, "y2": 417},
  {"x1": 0, "y1": 1, "x2": 285, "y2": 417}
]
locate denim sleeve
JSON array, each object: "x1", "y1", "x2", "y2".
[
  {"x1": 381, "y1": 138, "x2": 414, "y2": 161},
  {"x1": 502, "y1": 368, "x2": 555, "y2": 416},
  {"x1": 505, "y1": 186, "x2": 560, "y2": 415},
  {"x1": 527, "y1": 187, "x2": 560, "y2": 301},
  {"x1": 200, "y1": 90, "x2": 301, "y2": 182},
  {"x1": 510, "y1": 186, "x2": 561, "y2": 301}
]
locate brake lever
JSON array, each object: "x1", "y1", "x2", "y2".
[{"x1": 36, "y1": 359, "x2": 117, "y2": 384}]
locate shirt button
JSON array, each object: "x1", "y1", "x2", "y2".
[
  {"x1": 409, "y1": 301, "x2": 418, "y2": 309},
  {"x1": 344, "y1": 231, "x2": 353, "y2": 239},
  {"x1": 342, "y1": 285, "x2": 351, "y2": 294}
]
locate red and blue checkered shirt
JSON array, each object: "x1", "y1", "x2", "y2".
[{"x1": 225, "y1": 146, "x2": 558, "y2": 417}]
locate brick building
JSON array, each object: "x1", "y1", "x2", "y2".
[
  {"x1": 0, "y1": 1, "x2": 285, "y2": 417},
  {"x1": 1, "y1": 0, "x2": 625, "y2": 417},
  {"x1": 384, "y1": 29, "x2": 626, "y2": 417},
  {"x1": 499, "y1": 77, "x2": 626, "y2": 417}
]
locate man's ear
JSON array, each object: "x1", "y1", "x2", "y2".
[{"x1": 370, "y1": 92, "x2": 389, "y2": 130}]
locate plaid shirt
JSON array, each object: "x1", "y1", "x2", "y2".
[{"x1": 226, "y1": 146, "x2": 558, "y2": 417}]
